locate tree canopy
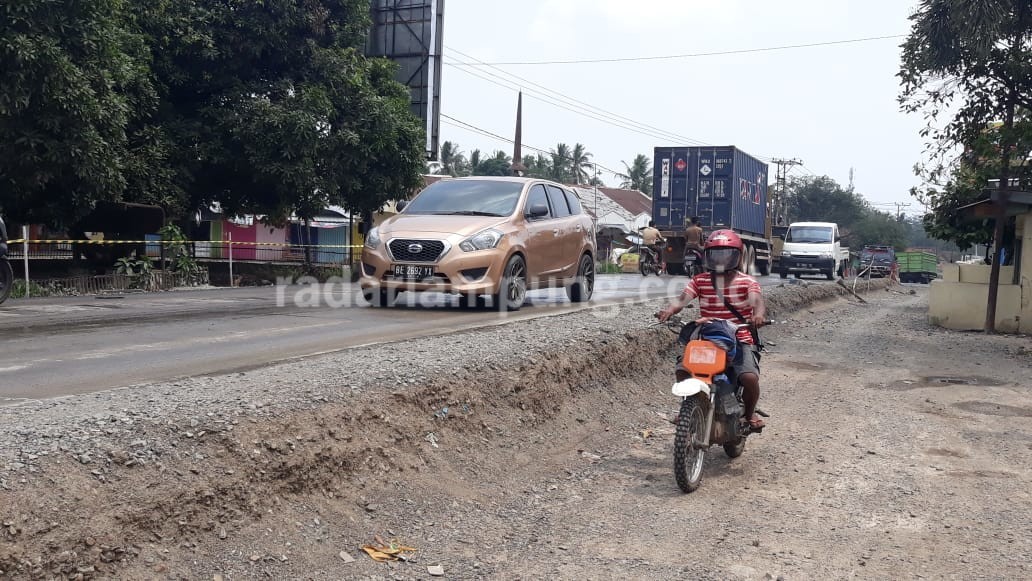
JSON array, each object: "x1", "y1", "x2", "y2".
[
  {"x1": 0, "y1": 0, "x2": 426, "y2": 227},
  {"x1": 899, "y1": 0, "x2": 1032, "y2": 249}
]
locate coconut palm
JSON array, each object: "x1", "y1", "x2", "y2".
[
  {"x1": 620, "y1": 154, "x2": 653, "y2": 193},
  {"x1": 570, "y1": 143, "x2": 593, "y2": 184},
  {"x1": 550, "y1": 143, "x2": 572, "y2": 183},
  {"x1": 439, "y1": 141, "x2": 468, "y2": 176}
]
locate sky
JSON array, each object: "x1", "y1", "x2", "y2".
[{"x1": 435, "y1": 0, "x2": 929, "y2": 218}]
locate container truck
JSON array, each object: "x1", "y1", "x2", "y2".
[
  {"x1": 896, "y1": 250, "x2": 938, "y2": 283},
  {"x1": 652, "y1": 146, "x2": 772, "y2": 275}
]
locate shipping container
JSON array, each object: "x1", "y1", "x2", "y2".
[
  {"x1": 652, "y1": 146, "x2": 772, "y2": 275},
  {"x1": 652, "y1": 146, "x2": 768, "y2": 237}
]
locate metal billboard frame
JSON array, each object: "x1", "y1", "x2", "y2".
[{"x1": 367, "y1": 0, "x2": 444, "y2": 161}]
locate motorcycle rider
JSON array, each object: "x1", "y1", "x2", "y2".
[
  {"x1": 640, "y1": 220, "x2": 666, "y2": 271},
  {"x1": 656, "y1": 229, "x2": 767, "y2": 428},
  {"x1": 684, "y1": 217, "x2": 704, "y2": 256}
]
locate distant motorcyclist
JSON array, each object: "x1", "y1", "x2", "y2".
[
  {"x1": 656, "y1": 229, "x2": 767, "y2": 428},
  {"x1": 684, "y1": 217, "x2": 704, "y2": 254},
  {"x1": 640, "y1": 221, "x2": 666, "y2": 270}
]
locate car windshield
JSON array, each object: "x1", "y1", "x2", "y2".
[
  {"x1": 403, "y1": 180, "x2": 523, "y2": 217},
  {"x1": 786, "y1": 226, "x2": 833, "y2": 243}
]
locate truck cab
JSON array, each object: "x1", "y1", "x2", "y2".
[
  {"x1": 859, "y1": 245, "x2": 896, "y2": 277},
  {"x1": 777, "y1": 221, "x2": 848, "y2": 280}
]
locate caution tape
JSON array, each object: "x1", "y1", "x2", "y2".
[{"x1": 7, "y1": 238, "x2": 364, "y2": 248}]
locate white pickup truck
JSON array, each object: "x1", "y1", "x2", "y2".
[{"x1": 777, "y1": 221, "x2": 849, "y2": 280}]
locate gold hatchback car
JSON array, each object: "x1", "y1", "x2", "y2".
[{"x1": 359, "y1": 177, "x2": 597, "y2": 310}]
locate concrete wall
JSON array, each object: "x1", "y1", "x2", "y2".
[{"x1": 929, "y1": 212, "x2": 1031, "y2": 333}]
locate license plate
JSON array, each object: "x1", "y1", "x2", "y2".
[{"x1": 394, "y1": 264, "x2": 434, "y2": 281}]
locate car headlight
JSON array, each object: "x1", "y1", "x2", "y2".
[
  {"x1": 364, "y1": 227, "x2": 381, "y2": 250},
  {"x1": 781, "y1": 251, "x2": 793, "y2": 257},
  {"x1": 818, "y1": 252, "x2": 834, "y2": 259},
  {"x1": 459, "y1": 229, "x2": 503, "y2": 252}
]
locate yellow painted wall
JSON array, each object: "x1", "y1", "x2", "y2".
[{"x1": 929, "y1": 211, "x2": 1031, "y2": 333}]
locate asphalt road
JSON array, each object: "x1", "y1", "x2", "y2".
[{"x1": 0, "y1": 274, "x2": 795, "y2": 402}]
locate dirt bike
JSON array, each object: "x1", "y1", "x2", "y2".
[
  {"x1": 0, "y1": 215, "x2": 12, "y2": 305},
  {"x1": 658, "y1": 317, "x2": 770, "y2": 493},
  {"x1": 683, "y1": 247, "x2": 704, "y2": 277}
]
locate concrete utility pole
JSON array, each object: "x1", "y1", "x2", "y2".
[
  {"x1": 894, "y1": 202, "x2": 911, "y2": 221},
  {"x1": 510, "y1": 91, "x2": 526, "y2": 177},
  {"x1": 770, "y1": 158, "x2": 803, "y2": 226}
]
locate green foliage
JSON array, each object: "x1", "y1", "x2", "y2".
[
  {"x1": 2, "y1": 0, "x2": 426, "y2": 228},
  {"x1": 471, "y1": 151, "x2": 512, "y2": 176},
  {"x1": 570, "y1": 143, "x2": 593, "y2": 185},
  {"x1": 899, "y1": 0, "x2": 1032, "y2": 248},
  {"x1": 785, "y1": 175, "x2": 909, "y2": 251},
  {"x1": 0, "y1": 0, "x2": 152, "y2": 226},
  {"x1": 619, "y1": 154, "x2": 653, "y2": 194},
  {"x1": 550, "y1": 143, "x2": 573, "y2": 183},
  {"x1": 785, "y1": 176, "x2": 870, "y2": 226}
]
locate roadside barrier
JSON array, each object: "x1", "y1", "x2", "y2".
[{"x1": 6, "y1": 238, "x2": 366, "y2": 298}]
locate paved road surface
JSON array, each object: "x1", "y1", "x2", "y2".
[{"x1": 0, "y1": 274, "x2": 798, "y2": 402}]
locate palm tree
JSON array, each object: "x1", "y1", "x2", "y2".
[
  {"x1": 570, "y1": 143, "x2": 593, "y2": 185},
  {"x1": 469, "y1": 149, "x2": 482, "y2": 174},
  {"x1": 550, "y1": 143, "x2": 572, "y2": 183},
  {"x1": 619, "y1": 154, "x2": 653, "y2": 194},
  {"x1": 439, "y1": 141, "x2": 467, "y2": 177}
]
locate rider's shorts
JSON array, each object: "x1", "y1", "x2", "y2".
[{"x1": 676, "y1": 343, "x2": 760, "y2": 382}]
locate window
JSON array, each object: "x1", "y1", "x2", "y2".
[
  {"x1": 785, "y1": 226, "x2": 833, "y2": 243},
  {"x1": 564, "y1": 189, "x2": 583, "y2": 215},
  {"x1": 404, "y1": 179, "x2": 523, "y2": 216},
  {"x1": 525, "y1": 185, "x2": 551, "y2": 220},
  {"x1": 546, "y1": 185, "x2": 571, "y2": 217}
]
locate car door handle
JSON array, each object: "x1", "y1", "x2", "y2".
[
  {"x1": 575, "y1": 225, "x2": 582, "y2": 232},
  {"x1": 553, "y1": 228, "x2": 560, "y2": 236}
]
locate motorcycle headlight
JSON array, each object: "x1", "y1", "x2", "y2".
[
  {"x1": 459, "y1": 229, "x2": 503, "y2": 252},
  {"x1": 364, "y1": 227, "x2": 381, "y2": 250}
]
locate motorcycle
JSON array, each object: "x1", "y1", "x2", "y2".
[
  {"x1": 659, "y1": 317, "x2": 770, "y2": 493},
  {"x1": 683, "y1": 247, "x2": 704, "y2": 277},
  {"x1": 0, "y1": 215, "x2": 12, "y2": 305}
]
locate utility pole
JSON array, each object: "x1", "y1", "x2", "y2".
[
  {"x1": 770, "y1": 158, "x2": 803, "y2": 226},
  {"x1": 894, "y1": 202, "x2": 911, "y2": 221}
]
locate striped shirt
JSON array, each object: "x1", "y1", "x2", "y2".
[{"x1": 681, "y1": 272, "x2": 762, "y2": 344}]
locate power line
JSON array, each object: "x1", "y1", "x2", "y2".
[
  {"x1": 448, "y1": 34, "x2": 905, "y2": 66},
  {"x1": 444, "y1": 57, "x2": 709, "y2": 146},
  {"x1": 440, "y1": 114, "x2": 625, "y2": 178},
  {"x1": 446, "y1": 46, "x2": 711, "y2": 147}
]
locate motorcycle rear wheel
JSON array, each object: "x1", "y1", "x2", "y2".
[
  {"x1": 0, "y1": 259, "x2": 13, "y2": 305},
  {"x1": 673, "y1": 397, "x2": 707, "y2": 493}
]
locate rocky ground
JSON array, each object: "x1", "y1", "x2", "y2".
[{"x1": 1, "y1": 280, "x2": 1030, "y2": 580}]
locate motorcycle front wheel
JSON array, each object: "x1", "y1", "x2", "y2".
[
  {"x1": 0, "y1": 259, "x2": 13, "y2": 305},
  {"x1": 673, "y1": 397, "x2": 707, "y2": 493}
]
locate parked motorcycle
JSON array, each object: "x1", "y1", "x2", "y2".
[
  {"x1": 0, "y1": 215, "x2": 12, "y2": 304},
  {"x1": 659, "y1": 317, "x2": 770, "y2": 493}
]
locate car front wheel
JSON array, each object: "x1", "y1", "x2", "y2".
[{"x1": 494, "y1": 255, "x2": 527, "y2": 311}]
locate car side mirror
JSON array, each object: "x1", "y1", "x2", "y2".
[
  {"x1": 526, "y1": 203, "x2": 549, "y2": 219},
  {"x1": 396, "y1": 200, "x2": 409, "y2": 212}
]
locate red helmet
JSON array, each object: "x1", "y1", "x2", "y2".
[{"x1": 704, "y1": 229, "x2": 743, "y2": 273}]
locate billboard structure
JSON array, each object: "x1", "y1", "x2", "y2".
[{"x1": 367, "y1": 0, "x2": 444, "y2": 161}]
